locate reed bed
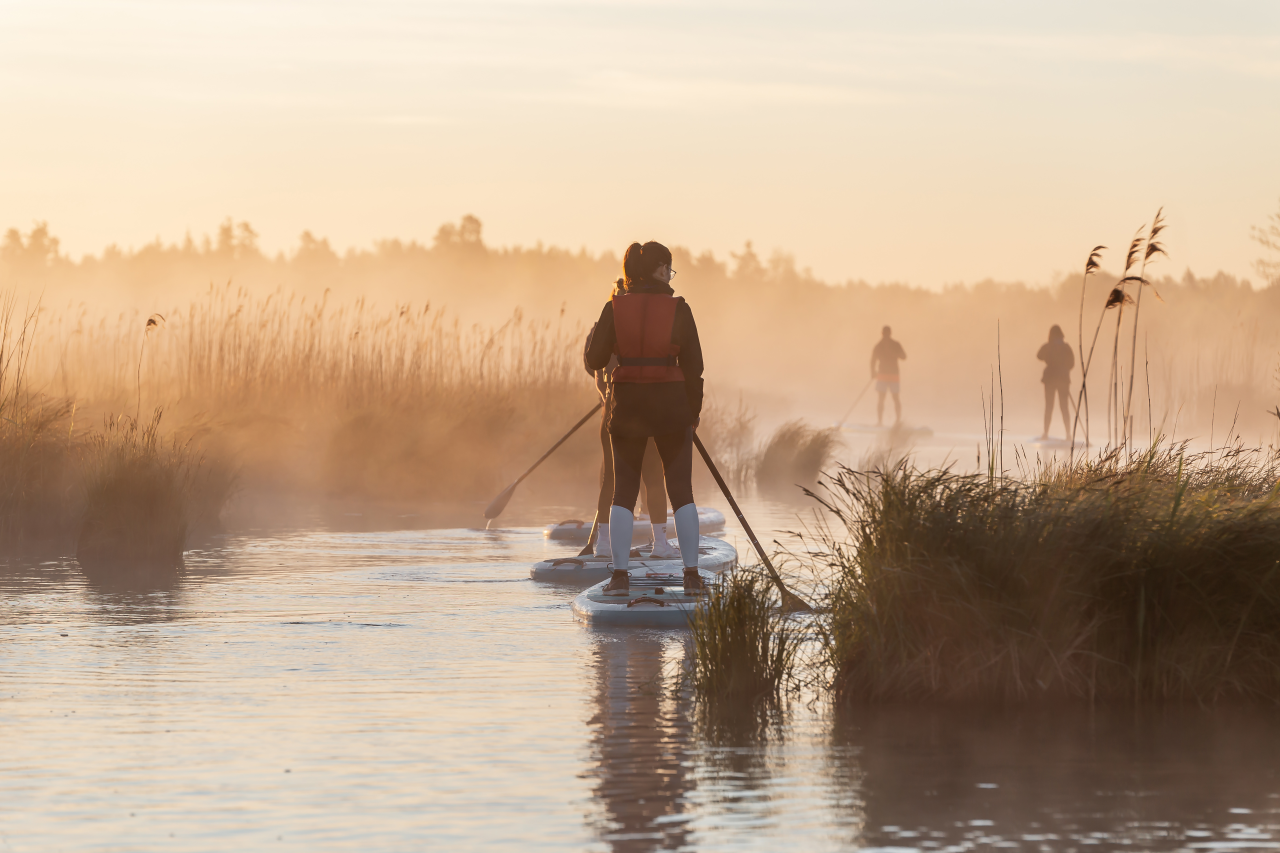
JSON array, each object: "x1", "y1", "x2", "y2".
[
  {"x1": 689, "y1": 569, "x2": 801, "y2": 703},
  {"x1": 805, "y1": 443, "x2": 1280, "y2": 705},
  {"x1": 37, "y1": 284, "x2": 598, "y2": 503}
]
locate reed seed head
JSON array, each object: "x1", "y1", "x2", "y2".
[{"x1": 1085, "y1": 245, "x2": 1105, "y2": 276}]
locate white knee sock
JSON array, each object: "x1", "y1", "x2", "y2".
[
  {"x1": 593, "y1": 523, "x2": 611, "y2": 557},
  {"x1": 608, "y1": 505, "x2": 634, "y2": 574},
  {"x1": 673, "y1": 503, "x2": 700, "y2": 570}
]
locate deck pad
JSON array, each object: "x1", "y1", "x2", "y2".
[
  {"x1": 571, "y1": 568, "x2": 719, "y2": 628},
  {"x1": 530, "y1": 535, "x2": 737, "y2": 586}
]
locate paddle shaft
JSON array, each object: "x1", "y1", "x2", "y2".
[
  {"x1": 577, "y1": 519, "x2": 598, "y2": 556},
  {"x1": 835, "y1": 378, "x2": 875, "y2": 428},
  {"x1": 692, "y1": 433, "x2": 811, "y2": 611},
  {"x1": 485, "y1": 402, "x2": 602, "y2": 519}
]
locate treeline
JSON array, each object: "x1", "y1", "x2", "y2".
[{"x1": 4, "y1": 216, "x2": 1279, "y2": 440}]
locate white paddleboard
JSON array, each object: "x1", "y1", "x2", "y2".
[
  {"x1": 530, "y1": 535, "x2": 737, "y2": 585},
  {"x1": 570, "y1": 566, "x2": 719, "y2": 628},
  {"x1": 543, "y1": 506, "x2": 726, "y2": 542},
  {"x1": 1025, "y1": 436, "x2": 1084, "y2": 449},
  {"x1": 839, "y1": 423, "x2": 934, "y2": 438}
]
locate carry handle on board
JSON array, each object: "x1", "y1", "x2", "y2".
[
  {"x1": 692, "y1": 433, "x2": 813, "y2": 613},
  {"x1": 484, "y1": 402, "x2": 603, "y2": 521}
]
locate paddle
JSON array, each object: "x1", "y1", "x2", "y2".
[
  {"x1": 834, "y1": 378, "x2": 874, "y2": 428},
  {"x1": 484, "y1": 402, "x2": 603, "y2": 521},
  {"x1": 692, "y1": 432, "x2": 813, "y2": 613},
  {"x1": 577, "y1": 520, "x2": 598, "y2": 556}
]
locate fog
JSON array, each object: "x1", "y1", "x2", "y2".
[{"x1": 2, "y1": 214, "x2": 1278, "y2": 514}]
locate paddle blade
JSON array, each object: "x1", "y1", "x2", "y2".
[
  {"x1": 484, "y1": 483, "x2": 517, "y2": 520},
  {"x1": 780, "y1": 591, "x2": 813, "y2": 614}
]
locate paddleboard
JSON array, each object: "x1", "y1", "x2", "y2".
[
  {"x1": 1025, "y1": 436, "x2": 1084, "y2": 449},
  {"x1": 530, "y1": 534, "x2": 737, "y2": 585},
  {"x1": 839, "y1": 423, "x2": 934, "y2": 438},
  {"x1": 570, "y1": 566, "x2": 719, "y2": 628},
  {"x1": 543, "y1": 506, "x2": 726, "y2": 542}
]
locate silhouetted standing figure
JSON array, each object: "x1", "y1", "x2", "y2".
[
  {"x1": 871, "y1": 326, "x2": 906, "y2": 426},
  {"x1": 1037, "y1": 324, "x2": 1075, "y2": 440}
]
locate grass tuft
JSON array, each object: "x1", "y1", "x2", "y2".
[
  {"x1": 690, "y1": 570, "x2": 801, "y2": 703},
  {"x1": 78, "y1": 410, "x2": 235, "y2": 573},
  {"x1": 757, "y1": 420, "x2": 839, "y2": 497}
]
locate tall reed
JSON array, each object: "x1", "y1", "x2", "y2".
[
  {"x1": 1123, "y1": 209, "x2": 1167, "y2": 442},
  {"x1": 1070, "y1": 245, "x2": 1104, "y2": 450}
]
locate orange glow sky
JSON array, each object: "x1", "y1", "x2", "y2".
[{"x1": 2, "y1": 1, "x2": 1277, "y2": 286}]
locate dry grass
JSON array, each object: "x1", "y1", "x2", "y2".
[
  {"x1": 689, "y1": 569, "x2": 801, "y2": 704},
  {"x1": 78, "y1": 410, "x2": 235, "y2": 572},
  {"x1": 40, "y1": 284, "x2": 599, "y2": 504},
  {"x1": 756, "y1": 420, "x2": 840, "y2": 498},
  {"x1": 805, "y1": 443, "x2": 1280, "y2": 705}
]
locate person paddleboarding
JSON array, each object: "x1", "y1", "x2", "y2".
[
  {"x1": 1037, "y1": 324, "x2": 1075, "y2": 440},
  {"x1": 871, "y1": 325, "x2": 906, "y2": 426},
  {"x1": 584, "y1": 240, "x2": 705, "y2": 595},
  {"x1": 585, "y1": 283, "x2": 680, "y2": 560}
]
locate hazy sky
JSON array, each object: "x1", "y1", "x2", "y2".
[{"x1": 2, "y1": 0, "x2": 1277, "y2": 286}]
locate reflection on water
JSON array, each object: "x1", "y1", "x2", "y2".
[
  {"x1": 1, "y1": 515, "x2": 1279, "y2": 851},
  {"x1": 585, "y1": 630, "x2": 693, "y2": 850}
]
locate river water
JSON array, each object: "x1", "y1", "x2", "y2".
[{"x1": 3, "y1": 497, "x2": 1280, "y2": 851}]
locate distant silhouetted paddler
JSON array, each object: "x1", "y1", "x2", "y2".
[
  {"x1": 1038, "y1": 324, "x2": 1075, "y2": 440},
  {"x1": 584, "y1": 241, "x2": 705, "y2": 595},
  {"x1": 871, "y1": 325, "x2": 906, "y2": 426}
]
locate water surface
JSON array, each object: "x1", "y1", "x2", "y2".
[{"x1": 2, "y1": 510, "x2": 1279, "y2": 851}]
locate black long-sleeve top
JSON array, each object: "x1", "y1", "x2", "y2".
[{"x1": 584, "y1": 281, "x2": 704, "y2": 437}]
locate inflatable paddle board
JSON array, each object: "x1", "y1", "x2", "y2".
[
  {"x1": 543, "y1": 506, "x2": 726, "y2": 542},
  {"x1": 839, "y1": 423, "x2": 934, "y2": 438},
  {"x1": 571, "y1": 566, "x2": 719, "y2": 628},
  {"x1": 530, "y1": 535, "x2": 737, "y2": 585},
  {"x1": 1025, "y1": 436, "x2": 1085, "y2": 449}
]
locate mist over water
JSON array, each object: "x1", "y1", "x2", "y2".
[
  {"x1": 4, "y1": 216, "x2": 1278, "y2": 518},
  {"x1": 3, "y1": 0, "x2": 1280, "y2": 846}
]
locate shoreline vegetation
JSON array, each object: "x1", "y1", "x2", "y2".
[
  {"x1": 693, "y1": 439, "x2": 1280, "y2": 709},
  {"x1": 0, "y1": 277, "x2": 821, "y2": 567},
  {"x1": 690, "y1": 214, "x2": 1280, "y2": 708}
]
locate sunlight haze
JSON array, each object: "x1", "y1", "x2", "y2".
[{"x1": 2, "y1": 0, "x2": 1277, "y2": 284}]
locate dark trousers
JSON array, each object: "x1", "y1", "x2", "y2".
[
  {"x1": 597, "y1": 416, "x2": 667, "y2": 521},
  {"x1": 610, "y1": 428, "x2": 695, "y2": 514}
]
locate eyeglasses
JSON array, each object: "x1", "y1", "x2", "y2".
[{"x1": 669, "y1": 268, "x2": 677, "y2": 279}]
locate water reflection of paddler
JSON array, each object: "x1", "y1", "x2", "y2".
[
  {"x1": 871, "y1": 325, "x2": 906, "y2": 426},
  {"x1": 586, "y1": 311, "x2": 680, "y2": 560},
  {"x1": 1037, "y1": 324, "x2": 1075, "y2": 440},
  {"x1": 585, "y1": 240, "x2": 706, "y2": 594},
  {"x1": 586, "y1": 631, "x2": 692, "y2": 851}
]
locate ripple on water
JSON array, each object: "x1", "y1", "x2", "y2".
[{"x1": 2, "y1": 517, "x2": 1280, "y2": 851}]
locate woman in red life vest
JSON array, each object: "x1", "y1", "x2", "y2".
[
  {"x1": 585, "y1": 289, "x2": 680, "y2": 560},
  {"x1": 584, "y1": 241, "x2": 705, "y2": 594}
]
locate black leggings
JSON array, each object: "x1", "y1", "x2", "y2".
[
  {"x1": 610, "y1": 429, "x2": 695, "y2": 514},
  {"x1": 597, "y1": 416, "x2": 667, "y2": 521}
]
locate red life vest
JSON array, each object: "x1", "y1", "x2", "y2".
[{"x1": 610, "y1": 293, "x2": 685, "y2": 384}]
